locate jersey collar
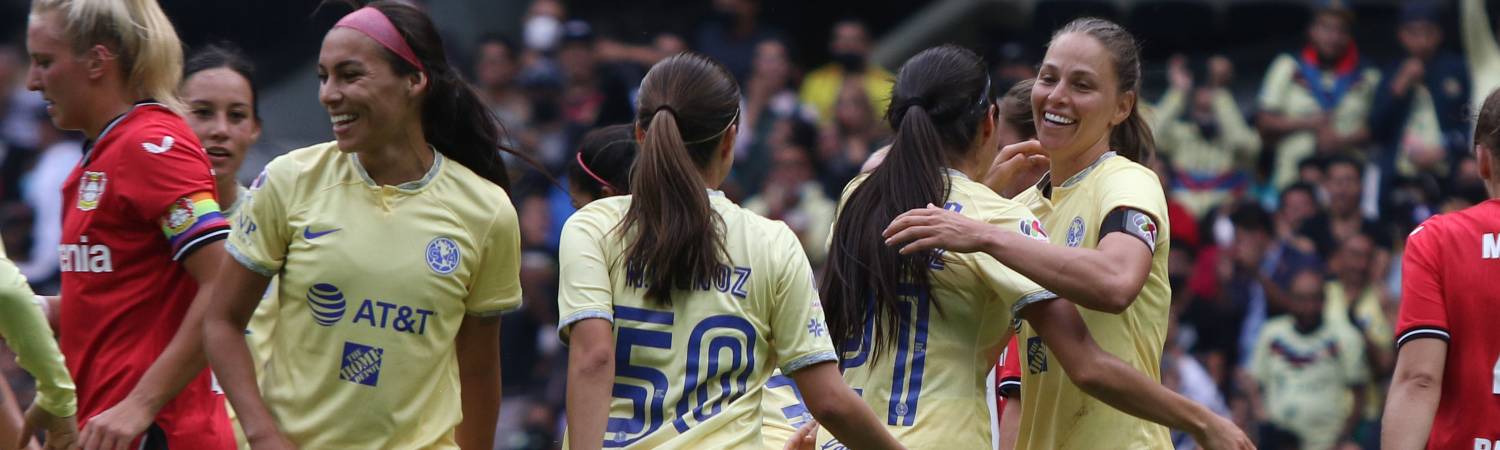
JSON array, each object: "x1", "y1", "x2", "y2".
[
  {"x1": 1059, "y1": 151, "x2": 1117, "y2": 188},
  {"x1": 944, "y1": 168, "x2": 971, "y2": 181},
  {"x1": 81, "y1": 100, "x2": 168, "y2": 164},
  {"x1": 349, "y1": 146, "x2": 445, "y2": 191}
]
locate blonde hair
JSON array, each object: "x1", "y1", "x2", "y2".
[{"x1": 31, "y1": 0, "x2": 185, "y2": 113}]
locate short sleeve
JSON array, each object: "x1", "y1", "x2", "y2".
[
  {"x1": 976, "y1": 208, "x2": 1057, "y2": 319},
  {"x1": 1396, "y1": 220, "x2": 1450, "y2": 347},
  {"x1": 227, "y1": 162, "x2": 295, "y2": 277},
  {"x1": 556, "y1": 204, "x2": 617, "y2": 343},
  {"x1": 119, "y1": 126, "x2": 229, "y2": 260},
  {"x1": 463, "y1": 194, "x2": 523, "y2": 316},
  {"x1": 0, "y1": 253, "x2": 75, "y2": 417},
  {"x1": 769, "y1": 226, "x2": 838, "y2": 374},
  {"x1": 1096, "y1": 165, "x2": 1169, "y2": 249},
  {"x1": 1258, "y1": 55, "x2": 1297, "y2": 113},
  {"x1": 997, "y1": 338, "x2": 1022, "y2": 397}
]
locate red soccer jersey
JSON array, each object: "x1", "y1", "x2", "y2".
[
  {"x1": 995, "y1": 337, "x2": 1021, "y2": 429},
  {"x1": 58, "y1": 102, "x2": 233, "y2": 448},
  {"x1": 1397, "y1": 198, "x2": 1500, "y2": 449}
]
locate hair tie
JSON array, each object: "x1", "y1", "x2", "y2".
[
  {"x1": 334, "y1": 7, "x2": 425, "y2": 74},
  {"x1": 654, "y1": 105, "x2": 677, "y2": 117},
  {"x1": 575, "y1": 151, "x2": 615, "y2": 191}
]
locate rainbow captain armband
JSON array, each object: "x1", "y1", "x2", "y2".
[{"x1": 160, "y1": 191, "x2": 231, "y2": 260}]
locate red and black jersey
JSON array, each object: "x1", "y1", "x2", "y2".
[
  {"x1": 1397, "y1": 199, "x2": 1500, "y2": 449},
  {"x1": 58, "y1": 102, "x2": 233, "y2": 449}
]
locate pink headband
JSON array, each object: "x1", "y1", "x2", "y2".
[
  {"x1": 576, "y1": 151, "x2": 615, "y2": 191},
  {"x1": 334, "y1": 7, "x2": 425, "y2": 73}
]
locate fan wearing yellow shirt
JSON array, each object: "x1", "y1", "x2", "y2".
[
  {"x1": 0, "y1": 233, "x2": 79, "y2": 449},
  {"x1": 824, "y1": 45, "x2": 1247, "y2": 450},
  {"x1": 567, "y1": 124, "x2": 810, "y2": 450},
  {"x1": 559, "y1": 52, "x2": 904, "y2": 450},
  {"x1": 204, "y1": 3, "x2": 531, "y2": 449},
  {"x1": 884, "y1": 20, "x2": 1237, "y2": 450}
]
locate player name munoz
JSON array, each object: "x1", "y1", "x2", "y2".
[
  {"x1": 625, "y1": 263, "x2": 752, "y2": 298},
  {"x1": 58, "y1": 236, "x2": 112, "y2": 273}
]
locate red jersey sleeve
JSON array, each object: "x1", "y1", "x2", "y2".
[
  {"x1": 1396, "y1": 218, "x2": 1450, "y2": 347},
  {"x1": 117, "y1": 116, "x2": 229, "y2": 260},
  {"x1": 997, "y1": 337, "x2": 1021, "y2": 397}
]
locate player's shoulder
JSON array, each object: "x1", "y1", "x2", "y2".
[
  {"x1": 107, "y1": 104, "x2": 202, "y2": 156},
  {"x1": 431, "y1": 154, "x2": 514, "y2": 213},
  {"x1": 565, "y1": 195, "x2": 629, "y2": 235}
]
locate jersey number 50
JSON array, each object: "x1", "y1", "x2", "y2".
[
  {"x1": 840, "y1": 283, "x2": 932, "y2": 426},
  {"x1": 605, "y1": 306, "x2": 757, "y2": 447}
]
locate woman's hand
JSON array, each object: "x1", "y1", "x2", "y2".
[
  {"x1": 883, "y1": 204, "x2": 999, "y2": 255},
  {"x1": 983, "y1": 140, "x2": 1049, "y2": 199}
]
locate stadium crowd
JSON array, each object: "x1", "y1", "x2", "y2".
[{"x1": 0, "y1": 0, "x2": 1495, "y2": 449}]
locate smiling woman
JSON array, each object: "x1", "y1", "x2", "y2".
[{"x1": 202, "y1": 2, "x2": 526, "y2": 450}]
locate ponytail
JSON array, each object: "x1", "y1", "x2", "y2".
[
  {"x1": 620, "y1": 52, "x2": 739, "y2": 306},
  {"x1": 821, "y1": 45, "x2": 988, "y2": 357},
  {"x1": 33, "y1": 0, "x2": 186, "y2": 113},
  {"x1": 621, "y1": 109, "x2": 727, "y2": 305},
  {"x1": 1110, "y1": 102, "x2": 1155, "y2": 164},
  {"x1": 823, "y1": 105, "x2": 950, "y2": 357}
]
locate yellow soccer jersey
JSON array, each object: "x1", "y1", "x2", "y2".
[
  {"x1": 817, "y1": 172, "x2": 1055, "y2": 450},
  {"x1": 1011, "y1": 152, "x2": 1173, "y2": 450},
  {"x1": 227, "y1": 142, "x2": 522, "y2": 449},
  {"x1": 759, "y1": 372, "x2": 809, "y2": 450},
  {"x1": 223, "y1": 184, "x2": 281, "y2": 450},
  {"x1": 1249, "y1": 316, "x2": 1368, "y2": 450},
  {"x1": 557, "y1": 192, "x2": 837, "y2": 449}
]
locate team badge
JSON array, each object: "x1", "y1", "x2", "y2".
[
  {"x1": 426, "y1": 237, "x2": 460, "y2": 274},
  {"x1": 76, "y1": 171, "x2": 107, "y2": 211},
  {"x1": 1065, "y1": 216, "x2": 1086, "y2": 247},
  {"x1": 164, "y1": 198, "x2": 196, "y2": 235}
]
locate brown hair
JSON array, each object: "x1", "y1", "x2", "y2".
[
  {"x1": 1050, "y1": 17, "x2": 1154, "y2": 163},
  {"x1": 822, "y1": 45, "x2": 991, "y2": 357},
  {"x1": 621, "y1": 52, "x2": 740, "y2": 305},
  {"x1": 1477, "y1": 88, "x2": 1500, "y2": 160},
  {"x1": 999, "y1": 78, "x2": 1036, "y2": 140}
]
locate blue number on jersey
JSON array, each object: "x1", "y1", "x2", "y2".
[
  {"x1": 838, "y1": 283, "x2": 932, "y2": 426},
  {"x1": 605, "y1": 307, "x2": 757, "y2": 447}
]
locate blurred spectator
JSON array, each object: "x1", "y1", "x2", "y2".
[
  {"x1": 1247, "y1": 269, "x2": 1367, "y2": 450},
  {"x1": 557, "y1": 20, "x2": 635, "y2": 130},
  {"x1": 1461, "y1": 0, "x2": 1500, "y2": 113},
  {"x1": 496, "y1": 250, "x2": 561, "y2": 450},
  {"x1": 817, "y1": 80, "x2": 888, "y2": 192},
  {"x1": 1323, "y1": 233, "x2": 1393, "y2": 442},
  {"x1": 1151, "y1": 54, "x2": 1261, "y2": 217},
  {"x1": 1297, "y1": 156, "x2": 1392, "y2": 272},
  {"x1": 695, "y1": 0, "x2": 780, "y2": 83},
  {"x1": 18, "y1": 107, "x2": 79, "y2": 291},
  {"x1": 1256, "y1": 2, "x2": 1380, "y2": 188},
  {"x1": 1274, "y1": 183, "x2": 1321, "y2": 249},
  {"x1": 735, "y1": 39, "x2": 813, "y2": 194},
  {"x1": 1163, "y1": 314, "x2": 1230, "y2": 450},
  {"x1": 743, "y1": 120, "x2": 834, "y2": 267},
  {"x1": 800, "y1": 19, "x2": 892, "y2": 127},
  {"x1": 521, "y1": 0, "x2": 566, "y2": 63},
  {"x1": 1368, "y1": 1, "x2": 1470, "y2": 182},
  {"x1": 474, "y1": 34, "x2": 531, "y2": 132},
  {"x1": 990, "y1": 41, "x2": 1036, "y2": 91}
]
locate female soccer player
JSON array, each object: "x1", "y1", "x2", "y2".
[
  {"x1": 26, "y1": 0, "x2": 236, "y2": 448},
  {"x1": 0, "y1": 236, "x2": 78, "y2": 449},
  {"x1": 204, "y1": 2, "x2": 521, "y2": 449},
  {"x1": 1382, "y1": 88, "x2": 1500, "y2": 449},
  {"x1": 883, "y1": 19, "x2": 1190, "y2": 449},
  {"x1": 559, "y1": 52, "x2": 904, "y2": 450},
  {"x1": 568, "y1": 124, "x2": 810, "y2": 449},
  {"x1": 836, "y1": 44, "x2": 1244, "y2": 450},
  {"x1": 179, "y1": 43, "x2": 275, "y2": 449}
]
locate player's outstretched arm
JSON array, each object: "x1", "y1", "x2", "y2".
[
  {"x1": 1022, "y1": 299, "x2": 1253, "y2": 450},
  {"x1": 454, "y1": 315, "x2": 502, "y2": 450},
  {"x1": 884, "y1": 205, "x2": 1150, "y2": 314},
  {"x1": 0, "y1": 256, "x2": 77, "y2": 449},
  {"x1": 1380, "y1": 339, "x2": 1446, "y2": 450},
  {"x1": 80, "y1": 241, "x2": 229, "y2": 450},
  {"x1": 565, "y1": 318, "x2": 616, "y2": 450},
  {"x1": 789, "y1": 361, "x2": 907, "y2": 450},
  {"x1": 201, "y1": 255, "x2": 294, "y2": 450}
]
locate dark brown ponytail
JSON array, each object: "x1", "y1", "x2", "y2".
[{"x1": 620, "y1": 53, "x2": 740, "y2": 305}]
